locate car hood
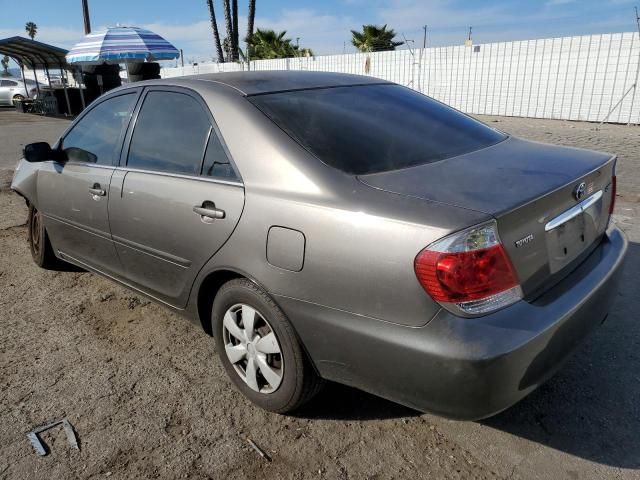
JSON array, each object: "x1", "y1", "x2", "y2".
[{"x1": 357, "y1": 136, "x2": 613, "y2": 216}]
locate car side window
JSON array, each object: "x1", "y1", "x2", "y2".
[
  {"x1": 201, "y1": 128, "x2": 239, "y2": 181},
  {"x1": 62, "y1": 93, "x2": 136, "y2": 165},
  {"x1": 127, "y1": 91, "x2": 211, "y2": 175},
  {"x1": 1, "y1": 80, "x2": 18, "y2": 87}
]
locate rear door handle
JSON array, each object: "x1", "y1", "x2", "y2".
[
  {"x1": 89, "y1": 185, "x2": 106, "y2": 197},
  {"x1": 193, "y1": 204, "x2": 225, "y2": 220}
]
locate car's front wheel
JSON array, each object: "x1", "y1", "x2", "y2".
[
  {"x1": 212, "y1": 278, "x2": 323, "y2": 413},
  {"x1": 28, "y1": 205, "x2": 60, "y2": 269}
]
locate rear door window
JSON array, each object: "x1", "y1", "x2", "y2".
[
  {"x1": 250, "y1": 84, "x2": 506, "y2": 175},
  {"x1": 201, "y1": 129, "x2": 239, "y2": 181},
  {"x1": 1, "y1": 80, "x2": 18, "y2": 87},
  {"x1": 127, "y1": 91, "x2": 211, "y2": 175}
]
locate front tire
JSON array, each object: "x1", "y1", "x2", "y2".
[
  {"x1": 28, "y1": 205, "x2": 60, "y2": 269},
  {"x1": 212, "y1": 279, "x2": 323, "y2": 413}
]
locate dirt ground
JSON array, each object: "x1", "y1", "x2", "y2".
[
  {"x1": 0, "y1": 176, "x2": 495, "y2": 480},
  {"x1": 1, "y1": 110, "x2": 639, "y2": 480}
]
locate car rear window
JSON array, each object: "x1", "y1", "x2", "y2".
[{"x1": 250, "y1": 84, "x2": 506, "y2": 175}]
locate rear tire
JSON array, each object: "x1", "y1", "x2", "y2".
[
  {"x1": 212, "y1": 278, "x2": 323, "y2": 413},
  {"x1": 28, "y1": 205, "x2": 60, "y2": 269}
]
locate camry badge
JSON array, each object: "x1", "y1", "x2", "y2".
[
  {"x1": 515, "y1": 234, "x2": 534, "y2": 248},
  {"x1": 574, "y1": 182, "x2": 587, "y2": 201}
]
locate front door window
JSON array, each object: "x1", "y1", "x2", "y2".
[{"x1": 62, "y1": 93, "x2": 136, "y2": 165}]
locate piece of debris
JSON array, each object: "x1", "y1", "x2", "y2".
[
  {"x1": 246, "y1": 437, "x2": 271, "y2": 462},
  {"x1": 27, "y1": 419, "x2": 79, "y2": 456},
  {"x1": 127, "y1": 296, "x2": 141, "y2": 309}
]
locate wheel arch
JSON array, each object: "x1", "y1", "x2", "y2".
[
  {"x1": 10, "y1": 159, "x2": 41, "y2": 209},
  {"x1": 194, "y1": 266, "x2": 323, "y2": 380},
  {"x1": 195, "y1": 267, "x2": 250, "y2": 335}
]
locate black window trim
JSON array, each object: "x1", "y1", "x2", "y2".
[
  {"x1": 58, "y1": 87, "x2": 142, "y2": 167},
  {"x1": 121, "y1": 85, "x2": 243, "y2": 185}
]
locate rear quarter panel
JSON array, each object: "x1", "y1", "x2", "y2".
[{"x1": 186, "y1": 82, "x2": 491, "y2": 327}]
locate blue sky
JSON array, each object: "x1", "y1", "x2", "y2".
[{"x1": 1, "y1": 0, "x2": 638, "y2": 62}]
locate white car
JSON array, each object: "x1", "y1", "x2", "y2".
[{"x1": 0, "y1": 78, "x2": 38, "y2": 106}]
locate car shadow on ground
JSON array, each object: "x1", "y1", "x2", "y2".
[
  {"x1": 295, "y1": 382, "x2": 420, "y2": 421},
  {"x1": 297, "y1": 242, "x2": 640, "y2": 469},
  {"x1": 50, "y1": 261, "x2": 85, "y2": 272}
]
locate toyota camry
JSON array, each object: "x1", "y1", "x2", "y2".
[{"x1": 11, "y1": 71, "x2": 627, "y2": 419}]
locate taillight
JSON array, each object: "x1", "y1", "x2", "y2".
[
  {"x1": 415, "y1": 221, "x2": 522, "y2": 316},
  {"x1": 609, "y1": 175, "x2": 616, "y2": 215}
]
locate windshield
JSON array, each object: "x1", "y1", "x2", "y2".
[{"x1": 250, "y1": 84, "x2": 506, "y2": 175}]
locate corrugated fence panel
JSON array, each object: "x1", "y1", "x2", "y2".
[{"x1": 161, "y1": 32, "x2": 640, "y2": 123}]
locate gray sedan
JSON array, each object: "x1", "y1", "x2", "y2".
[{"x1": 11, "y1": 72, "x2": 627, "y2": 419}]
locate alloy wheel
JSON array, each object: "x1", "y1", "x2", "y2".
[{"x1": 222, "y1": 303, "x2": 284, "y2": 393}]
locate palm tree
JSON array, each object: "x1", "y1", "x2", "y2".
[
  {"x1": 211, "y1": 0, "x2": 256, "y2": 62},
  {"x1": 25, "y1": 22, "x2": 38, "y2": 40},
  {"x1": 231, "y1": 0, "x2": 239, "y2": 61},
  {"x1": 1, "y1": 56, "x2": 10, "y2": 76},
  {"x1": 247, "y1": 29, "x2": 311, "y2": 60},
  {"x1": 222, "y1": 0, "x2": 234, "y2": 61},
  {"x1": 206, "y1": 0, "x2": 224, "y2": 62},
  {"x1": 247, "y1": 0, "x2": 256, "y2": 59},
  {"x1": 351, "y1": 24, "x2": 403, "y2": 52},
  {"x1": 247, "y1": 29, "x2": 291, "y2": 59}
]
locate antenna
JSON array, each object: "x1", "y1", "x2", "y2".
[
  {"x1": 635, "y1": 6, "x2": 640, "y2": 35},
  {"x1": 465, "y1": 26, "x2": 473, "y2": 46}
]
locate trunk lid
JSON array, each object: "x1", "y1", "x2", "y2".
[{"x1": 358, "y1": 136, "x2": 616, "y2": 298}]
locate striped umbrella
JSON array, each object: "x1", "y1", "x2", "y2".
[{"x1": 66, "y1": 26, "x2": 179, "y2": 64}]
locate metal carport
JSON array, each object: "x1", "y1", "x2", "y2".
[{"x1": 0, "y1": 36, "x2": 80, "y2": 113}]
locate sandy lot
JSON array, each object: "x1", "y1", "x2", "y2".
[{"x1": 1, "y1": 110, "x2": 639, "y2": 480}]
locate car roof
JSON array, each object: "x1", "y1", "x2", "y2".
[{"x1": 159, "y1": 71, "x2": 391, "y2": 96}]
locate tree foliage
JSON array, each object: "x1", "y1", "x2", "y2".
[
  {"x1": 351, "y1": 24, "x2": 403, "y2": 52},
  {"x1": 246, "y1": 29, "x2": 313, "y2": 60},
  {"x1": 1, "y1": 56, "x2": 10, "y2": 76},
  {"x1": 25, "y1": 22, "x2": 38, "y2": 40}
]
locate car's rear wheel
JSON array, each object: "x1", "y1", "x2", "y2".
[
  {"x1": 12, "y1": 94, "x2": 25, "y2": 104},
  {"x1": 28, "y1": 205, "x2": 60, "y2": 269},
  {"x1": 212, "y1": 278, "x2": 323, "y2": 413}
]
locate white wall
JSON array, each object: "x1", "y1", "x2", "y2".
[{"x1": 162, "y1": 32, "x2": 640, "y2": 124}]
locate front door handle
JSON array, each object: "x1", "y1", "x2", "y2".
[
  {"x1": 89, "y1": 184, "x2": 106, "y2": 197},
  {"x1": 193, "y1": 203, "x2": 225, "y2": 220}
]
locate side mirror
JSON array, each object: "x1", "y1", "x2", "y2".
[{"x1": 23, "y1": 142, "x2": 53, "y2": 163}]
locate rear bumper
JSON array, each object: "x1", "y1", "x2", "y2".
[{"x1": 278, "y1": 224, "x2": 627, "y2": 420}]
